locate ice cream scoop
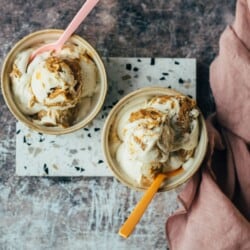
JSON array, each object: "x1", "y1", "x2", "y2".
[
  {"x1": 116, "y1": 94, "x2": 200, "y2": 186},
  {"x1": 31, "y1": 57, "x2": 81, "y2": 107},
  {"x1": 10, "y1": 42, "x2": 97, "y2": 127}
]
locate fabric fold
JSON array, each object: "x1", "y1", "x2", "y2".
[
  {"x1": 167, "y1": 168, "x2": 250, "y2": 250},
  {"x1": 166, "y1": 0, "x2": 250, "y2": 248}
]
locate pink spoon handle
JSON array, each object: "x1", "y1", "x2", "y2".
[
  {"x1": 56, "y1": 0, "x2": 100, "y2": 50},
  {"x1": 30, "y1": 0, "x2": 99, "y2": 61}
]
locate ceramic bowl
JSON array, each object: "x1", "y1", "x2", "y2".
[
  {"x1": 102, "y1": 87, "x2": 208, "y2": 192},
  {"x1": 1, "y1": 29, "x2": 107, "y2": 135}
]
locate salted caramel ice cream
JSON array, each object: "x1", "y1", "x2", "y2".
[
  {"x1": 115, "y1": 94, "x2": 200, "y2": 186},
  {"x1": 10, "y1": 42, "x2": 98, "y2": 127}
]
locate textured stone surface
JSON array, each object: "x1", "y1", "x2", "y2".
[{"x1": 0, "y1": 0, "x2": 236, "y2": 249}]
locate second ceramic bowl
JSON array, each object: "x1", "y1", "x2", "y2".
[{"x1": 102, "y1": 87, "x2": 208, "y2": 192}]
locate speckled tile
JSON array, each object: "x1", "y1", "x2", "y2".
[{"x1": 16, "y1": 57, "x2": 196, "y2": 176}]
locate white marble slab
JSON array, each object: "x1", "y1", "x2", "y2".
[{"x1": 16, "y1": 57, "x2": 196, "y2": 176}]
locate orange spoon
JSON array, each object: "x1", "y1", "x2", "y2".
[{"x1": 119, "y1": 167, "x2": 183, "y2": 238}]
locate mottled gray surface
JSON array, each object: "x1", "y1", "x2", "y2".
[{"x1": 0, "y1": 0, "x2": 236, "y2": 249}]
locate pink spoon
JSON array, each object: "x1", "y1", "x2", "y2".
[{"x1": 29, "y1": 0, "x2": 100, "y2": 62}]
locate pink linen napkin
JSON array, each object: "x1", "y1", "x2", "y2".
[{"x1": 166, "y1": 0, "x2": 250, "y2": 249}]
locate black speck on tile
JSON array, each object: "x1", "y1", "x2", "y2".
[
  {"x1": 126, "y1": 63, "x2": 132, "y2": 70},
  {"x1": 168, "y1": 85, "x2": 172, "y2": 88},
  {"x1": 84, "y1": 128, "x2": 89, "y2": 131},
  {"x1": 23, "y1": 136, "x2": 26, "y2": 143},
  {"x1": 74, "y1": 166, "x2": 85, "y2": 172},
  {"x1": 43, "y1": 163, "x2": 49, "y2": 175},
  {"x1": 150, "y1": 58, "x2": 155, "y2": 65},
  {"x1": 16, "y1": 129, "x2": 21, "y2": 134},
  {"x1": 101, "y1": 114, "x2": 105, "y2": 119},
  {"x1": 179, "y1": 78, "x2": 184, "y2": 84},
  {"x1": 160, "y1": 77, "x2": 165, "y2": 80},
  {"x1": 98, "y1": 160, "x2": 104, "y2": 164},
  {"x1": 87, "y1": 133, "x2": 91, "y2": 138},
  {"x1": 27, "y1": 143, "x2": 32, "y2": 146},
  {"x1": 24, "y1": 166, "x2": 27, "y2": 170},
  {"x1": 94, "y1": 128, "x2": 100, "y2": 132},
  {"x1": 133, "y1": 67, "x2": 139, "y2": 72},
  {"x1": 137, "y1": 59, "x2": 141, "y2": 62},
  {"x1": 50, "y1": 140, "x2": 55, "y2": 143},
  {"x1": 38, "y1": 132, "x2": 43, "y2": 135},
  {"x1": 162, "y1": 72, "x2": 169, "y2": 76},
  {"x1": 188, "y1": 95, "x2": 193, "y2": 99},
  {"x1": 88, "y1": 146, "x2": 92, "y2": 150},
  {"x1": 174, "y1": 61, "x2": 180, "y2": 65},
  {"x1": 39, "y1": 138, "x2": 45, "y2": 142}
]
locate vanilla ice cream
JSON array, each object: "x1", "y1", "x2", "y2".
[
  {"x1": 10, "y1": 42, "x2": 98, "y2": 127},
  {"x1": 115, "y1": 94, "x2": 200, "y2": 186}
]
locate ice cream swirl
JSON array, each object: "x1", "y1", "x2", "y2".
[{"x1": 10, "y1": 43, "x2": 97, "y2": 127}]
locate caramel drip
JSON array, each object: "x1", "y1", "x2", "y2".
[
  {"x1": 129, "y1": 108, "x2": 163, "y2": 122},
  {"x1": 10, "y1": 64, "x2": 22, "y2": 78},
  {"x1": 133, "y1": 135, "x2": 146, "y2": 150},
  {"x1": 45, "y1": 57, "x2": 82, "y2": 91}
]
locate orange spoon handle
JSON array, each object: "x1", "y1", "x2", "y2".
[
  {"x1": 119, "y1": 173, "x2": 166, "y2": 238},
  {"x1": 119, "y1": 167, "x2": 183, "y2": 238}
]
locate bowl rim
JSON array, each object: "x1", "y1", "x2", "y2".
[
  {"x1": 1, "y1": 29, "x2": 107, "y2": 135},
  {"x1": 102, "y1": 86, "x2": 208, "y2": 192}
]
